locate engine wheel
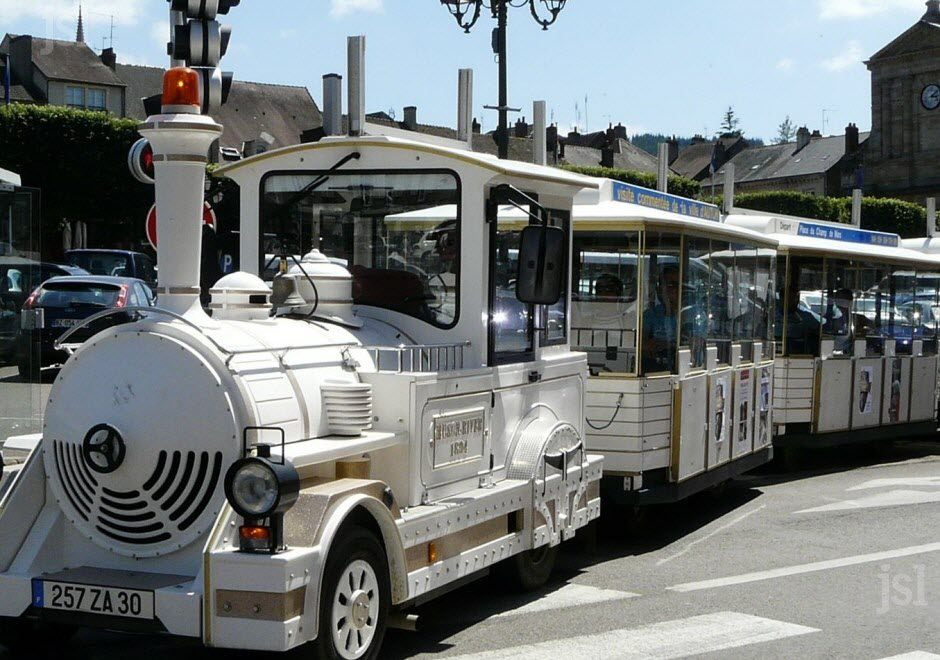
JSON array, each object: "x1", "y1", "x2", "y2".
[
  {"x1": 317, "y1": 527, "x2": 389, "y2": 660},
  {"x1": 499, "y1": 543, "x2": 559, "y2": 592}
]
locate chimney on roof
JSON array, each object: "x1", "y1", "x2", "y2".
[
  {"x1": 612, "y1": 123, "x2": 627, "y2": 141},
  {"x1": 547, "y1": 124, "x2": 558, "y2": 163},
  {"x1": 100, "y1": 47, "x2": 116, "y2": 71},
  {"x1": 795, "y1": 126, "x2": 811, "y2": 152},
  {"x1": 77, "y1": 5, "x2": 85, "y2": 44},
  {"x1": 567, "y1": 129, "x2": 581, "y2": 146},
  {"x1": 514, "y1": 116, "x2": 529, "y2": 138},
  {"x1": 403, "y1": 105, "x2": 417, "y2": 131},
  {"x1": 600, "y1": 145, "x2": 614, "y2": 168},
  {"x1": 472, "y1": 118, "x2": 481, "y2": 134},
  {"x1": 810, "y1": 129, "x2": 822, "y2": 139},
  {"x1": 690, "y1": 134, "x2": 706, "y2": 145},
  {"x1": 666, "y1": 136, "x2": 679, "y2": 164},
  {"x1": 845, "y1": 122, "x2": 860, "y2": 155},
  {"x1": 925, "y1": 0, "x2": 940, "y2": 21},
  {"x1": 605, "y1": 123, "x2": 617, "y2": 145}
]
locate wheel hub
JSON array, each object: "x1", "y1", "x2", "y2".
[{"x1": 350, "y1": 591, "x2": 370, "y2": 628}]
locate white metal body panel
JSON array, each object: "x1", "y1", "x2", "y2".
[
  {"x1": 851, "y1": 358, "x2": 884, "y2": 430},
  {"x1": 676, "y1": 374, "x2": 708, "y2": 482},
  {"x1": 911, "y1": 355, "x2": 939, "y2": 421},
  {"x1": 815, "y1": 359, "x2": 853, "y2": 433},
  {"x1": 773, "y1": 357, "x2": 815, "y2": 424},
  {"x1": 707, "y1": 370, "x2": 732, "y2": 468}
]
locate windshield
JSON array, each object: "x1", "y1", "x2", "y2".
[{"x1": 261, "y1": 170, "x2": 460, "y2": 327}]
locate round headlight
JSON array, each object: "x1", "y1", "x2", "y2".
[
  {"x1": 224, "y1": 454, "x2": 300, "y2": 519},
  {"x1": 229, "y1": 461, "x2": 279, "y2": 517}
]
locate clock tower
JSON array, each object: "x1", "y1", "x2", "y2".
[{"x1": 866, "y1": 0, "x2": 940, "y2": 200}]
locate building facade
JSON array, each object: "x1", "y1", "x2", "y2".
[{"x1": 865, "y1": 0, "x2": 940, "y2": 201}]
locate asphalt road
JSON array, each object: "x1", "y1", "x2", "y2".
[{"x1": 2, "y1": 439, "x2": 940, "y2": 659}]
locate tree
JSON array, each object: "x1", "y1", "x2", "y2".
[
  {"x1": 718, "y1": 106, "x2": 743, "y2": 138},
  {"x1": 775, "y1": 115, "x2": 796, "y2": 144}
]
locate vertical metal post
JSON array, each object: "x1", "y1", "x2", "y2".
[
  {"x1": 722, "y1": 163, "x2": 736, "y2": 214},
  {"x1": 851, "y1": 189, "x2": 862, "y2": 227},
  {"x1": 496, "y1": 1, "x2": 509, "y2": 159},
  {"x1": 170, "y1": 9, "x2": 185, "y2": 68},
  {"x1": 657, "y1": 143, "x2": 669, "y2": 192},
  {"x1": 457, "y1": 68, "x2": 473, "y2": 149},
  {"x1": 533, "y1": 100, "x2": 547, "y2": 166},
  {"x1": 323, "y1": 74, "x2": 343, "y2": 136},
  {"x1": 928, "y1": 198, "x2": 937, "y2": 237},
  {"x1": 347, "y1": 36, "x2": 366, "y2": 137}
]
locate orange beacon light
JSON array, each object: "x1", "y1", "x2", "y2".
[{"x1": 161, "y1": 67, "x2": 201, "y2": 114}]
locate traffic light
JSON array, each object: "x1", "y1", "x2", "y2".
[
  {"x1": 166, "y1": 0, "x2": 239, "y2": 115},
  {"x1": 128, "y1": 138, "x2": 155, "y2": 185}
]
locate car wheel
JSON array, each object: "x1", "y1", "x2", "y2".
[{"x1": 316, "y1": 526, "x2": 389, "y2": 660}]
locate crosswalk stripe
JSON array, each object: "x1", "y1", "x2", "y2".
[
  {"x1": 489, "y1": 584, "x2": 639, "y2": 619},
  {"x1": 442, "y1": 611, "x2": 818, "y2": 660},
  {"x1": 667, "y1": 542, "x2": 940, "y2": 593},
  {"x1": 796, "y1": 490, "x2": 940, "y2": 513},
  {"x1": 876, "y1": 653, "x2": 940, "y2": 660}
]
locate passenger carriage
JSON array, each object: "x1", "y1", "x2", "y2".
[
  {"x1": 570, "y1": 181, "x2": 777, "y2": 505},
  {"x1": 0, "y1": 66, "x2": 603, "y2": 659},
  {"x1": 725, "y1": 210, "x2": 940, "y2": 461}
]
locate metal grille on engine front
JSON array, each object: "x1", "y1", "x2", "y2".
[{"x1": 52, "y1": 441, "x2": 224, "y2": 553}]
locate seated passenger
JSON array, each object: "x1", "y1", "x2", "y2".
[
  {"x1": 825, "y1": 288, "x2": 874, "y2": 351},
  {"x1": 642, "y1": 266, "x2": 681, "y2": 373},
  {"x1": 594, "y1": 273, "x2": 623, "y2": 300},
  {"x1": 777, "y1": 286, "x2": 821, "y2": 355}
]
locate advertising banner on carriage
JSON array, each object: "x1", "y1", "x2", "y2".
[
  {"x1": 773, "y1": 218, "x2": 900, "y2": 248},
  {"x1": 609, "y1": 181, "x2": 721, "y2": 222}
]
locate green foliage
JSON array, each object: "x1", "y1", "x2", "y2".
[
  {"x1": 559, "y1": 164, "x2": 701, "y2": 199},
  {"x1": 0, "y1": 104, "x2": 154, "y2": 258},
  {"x1": 702, "y1": 191, "x2": 927, "y2": 238}
]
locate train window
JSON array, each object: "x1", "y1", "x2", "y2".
[
  {"x1": 705, "y1": 240, "x2": 733, "y2": 366},
  {"x1": 571, "y1": 230, "x2": 640, "y2": 374},
  {"x1": 913, "y1": 270, "x2": 940, "y2": 355},
  {"x1": 756, "y1": 249, "x2": 776, "y2": 358},
  {"x1": 681, "y1": 235, "x2": 711, "y2": 371},
  {"x1": 777, "y1": 257, "x2": 823, "y2": 357},
  {"x1": 641, "y1": 232, "x2": 682, "y2": 375},
  {"x1": 732, "y1": 243, "x2": 758, "y2": 363},
  {"x1": 260, "y1": 170, "x2": 460, "y2": 328}
]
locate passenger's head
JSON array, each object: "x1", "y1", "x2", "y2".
[
  {"x1": 594, "y1": 273, "x2": 623, "y2": 299},
  {"x1": 833, "y1": 288, "x2": 853, "y2": 310},
  {"x1": 658, "y1": 264, "x2": 680, "y2": 310}
]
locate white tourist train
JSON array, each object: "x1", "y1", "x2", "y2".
[{"x1": 0, "y1": 62, "x2": 603, "y2": 658}]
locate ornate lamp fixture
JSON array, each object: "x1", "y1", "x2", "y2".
[{"x1": 440, "y1": 0, "x2": 568, "y2": 158}]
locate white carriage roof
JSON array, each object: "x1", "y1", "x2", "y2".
[
  {"x1": 215, "y1": 135, "x2": 600, "y2": 191},
  {"x1": 725, "y1": 210, "x2": 938, "y2": 267}
]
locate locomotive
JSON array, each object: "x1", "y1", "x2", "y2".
[{"x1": 0, "y1": 63, "x2": 602, "y2": 659}]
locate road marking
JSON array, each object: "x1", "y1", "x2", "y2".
[
  {"x1": 443, "y1": 611, "x2": 818, "y2": 660},
  {"x1": 848, "y1": 477, "x2": 940, "y2": 491},
  {"x1": 796, "y1": 490, "x2": 940, "y2": 513},
  {"x1": 490, "y1": 583, "x2": 639, "y2": 619},
  {"x1": 667, "y1": 542, "x2": 940, "y2": 593},
  {"x1": 657, "y1": 505, "x2": 765, "y2": 566},
  {"x1": 876, "y1": 653, "x2": 940, "y2": 660}
]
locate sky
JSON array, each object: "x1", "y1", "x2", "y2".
[{"x1": 0, "y1": 0, "x2": 931, "y2": 142}]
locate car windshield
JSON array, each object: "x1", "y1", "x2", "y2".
[{"x1": 38, "y1": 282, "x2": 122, "y2": 308}]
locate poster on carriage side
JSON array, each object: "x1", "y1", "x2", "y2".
[
  {"x1": 737, "y1": 369, "x2": 751, "y2": 446},
  {"x1": 758, "y1": 367, "x2": 772, "y2": 448}
]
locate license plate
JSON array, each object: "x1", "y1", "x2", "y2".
[
  {"x1": 32, "y1": 580, "x2": 155, "y2": 620},
  {"x1": 52, "y1": 318, "x2": 81, "y2": 328}
]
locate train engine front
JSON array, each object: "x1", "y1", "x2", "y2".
[{"x1": 0, "y1": 58, "x2": 603, "y2": 657}]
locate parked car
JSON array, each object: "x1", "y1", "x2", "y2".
[
  {"x1": 16, "y1": 275, "x2": 155, "y2": 378},
  {"x1": 65, "y1": 249, "x2": 157, "y2": 288},
  {"x1": 0, "y1": 258, "x2": 88, "y2": 364}
]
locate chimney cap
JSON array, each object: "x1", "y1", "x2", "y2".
[{"x1": 925, "y1": 0, "x2": 940, "y2": 20}]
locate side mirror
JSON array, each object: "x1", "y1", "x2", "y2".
[{"x1": 516, "y1": 225, "x2": 565, "y2": 305}]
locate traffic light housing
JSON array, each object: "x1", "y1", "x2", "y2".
[
  {"x1": 128, "y1": 138, "x2": 155, "y2": 185},
  {"x1": 166, "y1": 0, "x2": 239, "y2": 115}
]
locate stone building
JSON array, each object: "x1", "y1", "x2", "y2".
[{"x1": 865, "y1": 0, "x2": 940, "y2": 201}]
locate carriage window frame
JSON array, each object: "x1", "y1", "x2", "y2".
[{"x1": 258, "y1": 168, "x2": 462, "y2": 329}]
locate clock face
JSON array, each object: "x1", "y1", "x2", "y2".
[{"x1": 922, "y1": 84, "x2": 940, "y2": 110}]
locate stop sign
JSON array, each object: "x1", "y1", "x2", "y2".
[{"x1": 146, "y1": 202, "x2": 217, "y2": 250}]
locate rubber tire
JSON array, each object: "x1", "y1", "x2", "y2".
[
  {"x1": 316, "y1": 527, "x2": 390, "y2": 660},
  {"x1": 0, "y1": 617, "x2": 77, "y2": 654},
  {"x1": 498, "y1": 543, "x2": 559, "y2": 592}
]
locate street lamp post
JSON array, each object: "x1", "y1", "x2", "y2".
[{"x1": 439, "y1": 0, "x2": 567, "y2": 160}]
